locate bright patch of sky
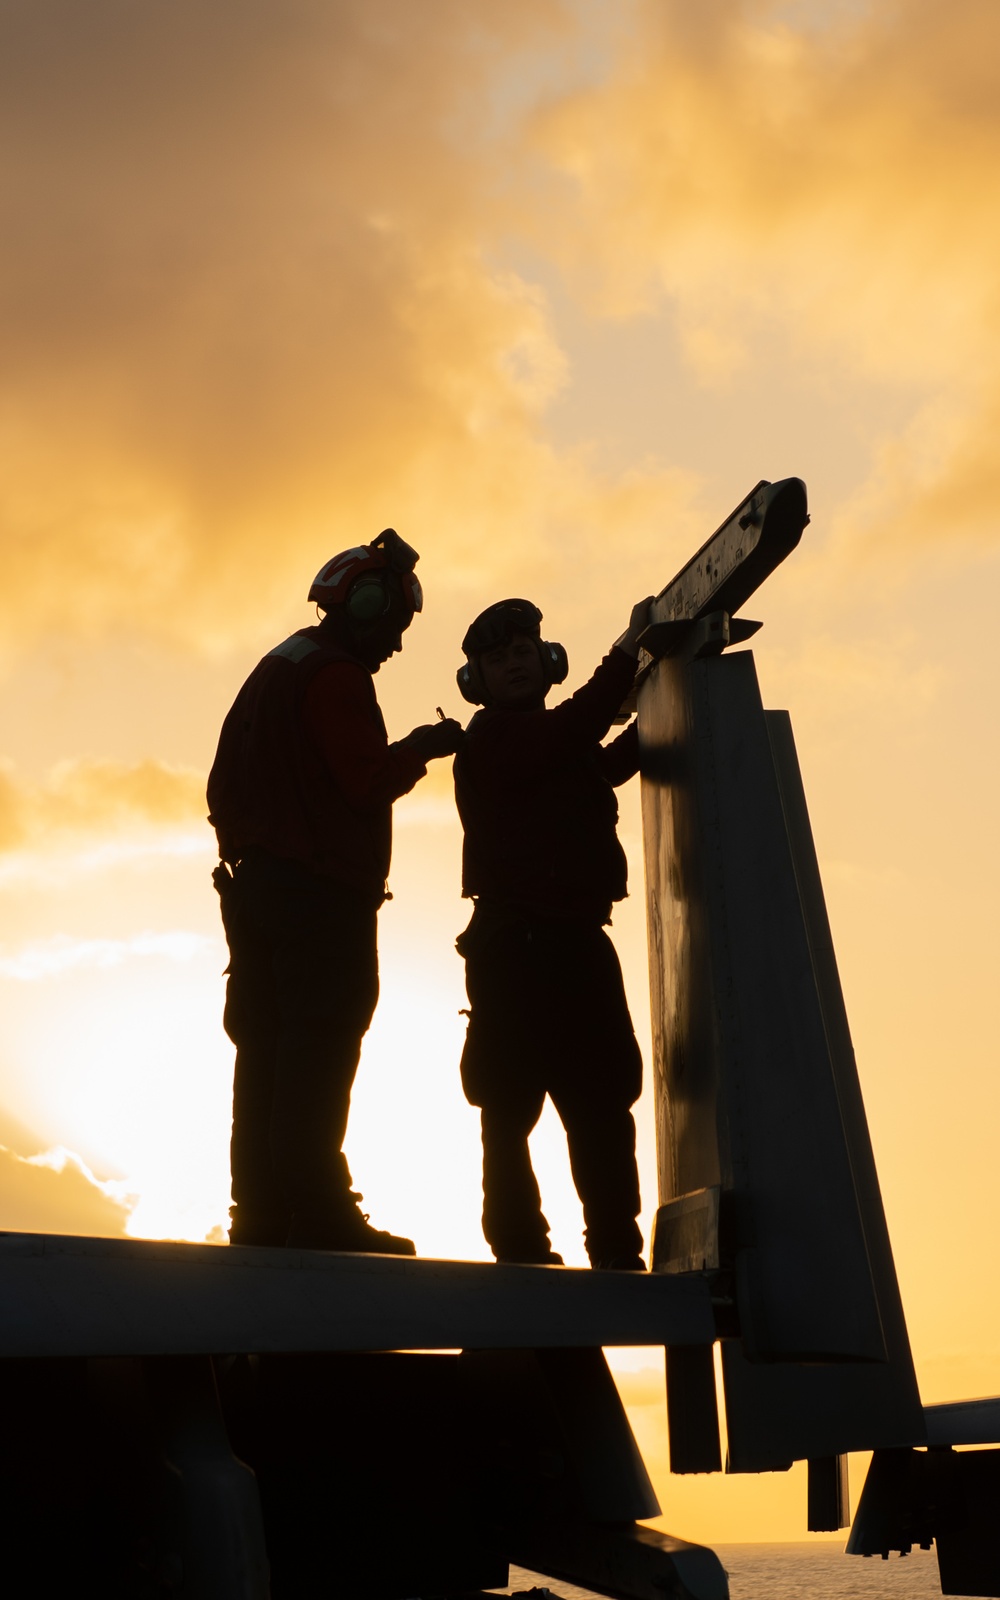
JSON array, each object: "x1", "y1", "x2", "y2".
[{"x1": 0, "y1": 930, "x2": 213, "y2": 981}]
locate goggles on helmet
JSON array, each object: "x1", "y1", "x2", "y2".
[{"x1": 461, "y1": 599, "x2": 543, "y2": 659}]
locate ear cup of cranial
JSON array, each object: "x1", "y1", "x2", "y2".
[{"x1": 347, "y1": 575, "x2": 391, "y2": 622}]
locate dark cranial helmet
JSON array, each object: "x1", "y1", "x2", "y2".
[
  {"x1": 460, "y1": 598, "x2": 543, "y2": 656},
  {"x1": 457, "y1": 598, "x2": 568, "y2": 706},
  {"x1": 308, "y1": 529, "x2": 423, "y2": 624}
]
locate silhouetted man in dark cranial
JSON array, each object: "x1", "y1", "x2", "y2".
[
  {"x1": 453, "y1": 594, "x2": 652, "y2": 1269},
  {"x1": 208, "y1": 529, "x2": 462, "y2": 1253}
]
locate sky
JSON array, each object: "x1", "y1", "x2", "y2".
[{"x1": 1, "y1": 0, "x2": 999, "y2": 1546}]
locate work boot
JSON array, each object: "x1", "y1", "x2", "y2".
[
  {"x1": 494, "y1": 1246, "x2": 564, "y2": 1266},
  {"x1": 285, "y1": 1192, "x2": 416, "y2": 1256},
  {"x1": 228, "y1": 1206, "x2": 290, "y2": 1248}
]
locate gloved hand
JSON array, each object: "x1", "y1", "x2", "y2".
[
  {"x1": 617, "y1": 596, "x2": 655, "y2": 659},
  {"x1": 402, "y1": 718, "x2": 464, "y2": 760}
]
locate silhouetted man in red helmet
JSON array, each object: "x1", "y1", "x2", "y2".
[
  {"x1": 453, "y1": 594, "x2": 652, "y2": 1269},
  {"x1": 208, "y1": 529, "x2": 462, "y2": 1252}
]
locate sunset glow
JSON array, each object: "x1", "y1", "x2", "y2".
[{"x1": 2, "y1": 0, "x2": 999, "y2": 1542}]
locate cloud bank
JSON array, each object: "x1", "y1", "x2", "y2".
[
  {"x1": 1, "y1": 0, "x2": 659, "y2": 649},
  {"x1": 0, "y1": 757, "x2": 206, "y2": 852},
  {"x1": 532, "y1": 0, "x2": 1000, "y2": 548},
  {"x1": 0, "y1": 1142, "x2": 132, "y2": 1237},
  {"x1": 3, "y1": 0, "x2": 998, "y2": 651},
  {"x1": 0, "y1": 931, "x2": 212, "y2": 981}
]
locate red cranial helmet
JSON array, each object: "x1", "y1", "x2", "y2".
[{"x1": 308, "y1": 529, "x2": 423, "y2": 623}]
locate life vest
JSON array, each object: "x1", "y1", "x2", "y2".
[
  {"x1": 454, "y1": 708, "x2": 628, "y2": 922},
  {"x1": 207, "y1": 627, "x2": 392, "y2": 899}
]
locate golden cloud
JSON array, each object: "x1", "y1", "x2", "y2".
[
  {"x1": 10, "y1": 0, "x2": 992, "y2": 662},
  {"x1": 0, "y1": 1142, "x2": 132, "y2": 1237},
  {"x1": 0, "y1": 0, "x2": 719, "y2": 663},
  {"x1": 0, "y1": 932, "x2": 212, "y2": 981},
  {"x1": 0, "y1": 757, "x2": 206, "y2": 853},
  {"x1": 532, "y1": 0, "x2": 1000, "y2": 547},
  {"x1": 1, "y1": 0, "x2": 653, "y2": 651}
]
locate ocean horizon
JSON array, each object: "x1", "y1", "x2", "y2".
[{"x1": 500, "y1": 1543, "x2": 942, "y2": 1599}]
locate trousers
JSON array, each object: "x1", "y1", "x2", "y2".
[
  {"x1": 217, "y1": 850, "x2": 379, "y2": 1246},
  {"x1": 458, "y1": 905, "x2": 643, "y2": 1265}
]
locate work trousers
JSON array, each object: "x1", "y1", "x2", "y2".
[
  {"x1": 217, "y1": 850, "x2": 379, "y2": 1246},
  {"x1": 458, "y1": 905, "x2": 643, "y2": 1265}
]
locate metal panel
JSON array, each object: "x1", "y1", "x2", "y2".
[
  {"x1": 511, "y1": 1522, "x2": 729, "y2": 1600},
  {"x1": 460, "y1": 1347, "x2": 660, "y2": 1524},
  {"x1": 651, "y1": 1186, "x2": 722, "y2": 1273},
  {"x1": 639, "y1": 651, "x2": 721, "y2": 1209},
  {"x1": 924, "y1": 1397, "x2": 1000, "y2": 1447},
  {"x1": 638, "y1": 648, "x2": 925, "y2": 1465},
  {"x1": 807, "y1": 1454, "x2": 850, "y2": 1532},
  {"x1": 718, "y1": 709, "x2": 924, "y2": 1467},
  {"x1": 849, "y1": 1446, "x2": 1000, "y2": 1595},
  {"x1": 645, "y1": 477, "x2": 807, "y2": 628},
  {"x1": 619, "y1": 477, "x2": 808, "y2": 722},
  {"x1": 666, "y1": 1344, "x2": 723, "y2": 1474}
]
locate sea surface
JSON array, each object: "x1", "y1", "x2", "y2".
[{"x1": 498, "y1": 1544, "x2": 942, "y2": 1599}]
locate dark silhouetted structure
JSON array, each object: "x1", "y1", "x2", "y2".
[
  {"x1": 207, "y1": 529, "x2": 461, "y2": 1253},
  {"x1": 453, "y1": 596, "x2": 651, "y2": 1269}
]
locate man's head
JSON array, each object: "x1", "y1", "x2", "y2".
[
  {"x1": 308, "y1": 529, "x2": 422, "y2": 671},
  {"x1": 457, "y1": 599, "x2": 568, "y2": 710}
]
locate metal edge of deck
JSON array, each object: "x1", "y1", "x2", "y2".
[
  {"x1": 923, "y1": 1397, "x2": 1000, "y2": 1448},
  {"x1": 0, "y1": 1232, "x2": 717, "y2": 1358}
]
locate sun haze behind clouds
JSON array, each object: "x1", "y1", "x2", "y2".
[{"x1": 1, "y1": 0, "x2": 999, "y2": 1543}]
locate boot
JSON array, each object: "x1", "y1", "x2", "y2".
[
  {"x1": 286, "y1": 1190, "x2": 416, "y2": 1256},
  {"x1": 585, "y1": 1212, "x2": 645, "y2": 1272},
  {"x1": 228, "y1": 1205, "x2": 290, "y2": 1248},
  {"x1": 494, "y1": 1246, "x2": 564, "y2": 1265}
]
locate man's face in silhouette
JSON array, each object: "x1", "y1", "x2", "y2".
[
  {"x1": 347, "y1": 584, "x2": 414, "y2": 673},
  {"x1": 480, "y1": 634, "x2": 546, "y2": 709}
]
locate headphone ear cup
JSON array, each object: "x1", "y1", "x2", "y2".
[
  {"x1": 457, "y1": 662, "x2": 485, "y2": 705},
  {"x1": 347, "y1": 575, "x2": 389, "y2": 622},
  {"x1": 541, "y1": 641, "x2": 569, "y2": 687}
]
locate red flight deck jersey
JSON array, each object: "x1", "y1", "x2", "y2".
[
  {"x1": 207, "y1": 626, "x2": 426, "y2": 902},
  {"x1": 454, "y1": 646, "x2": 639, "y2": 923}
]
